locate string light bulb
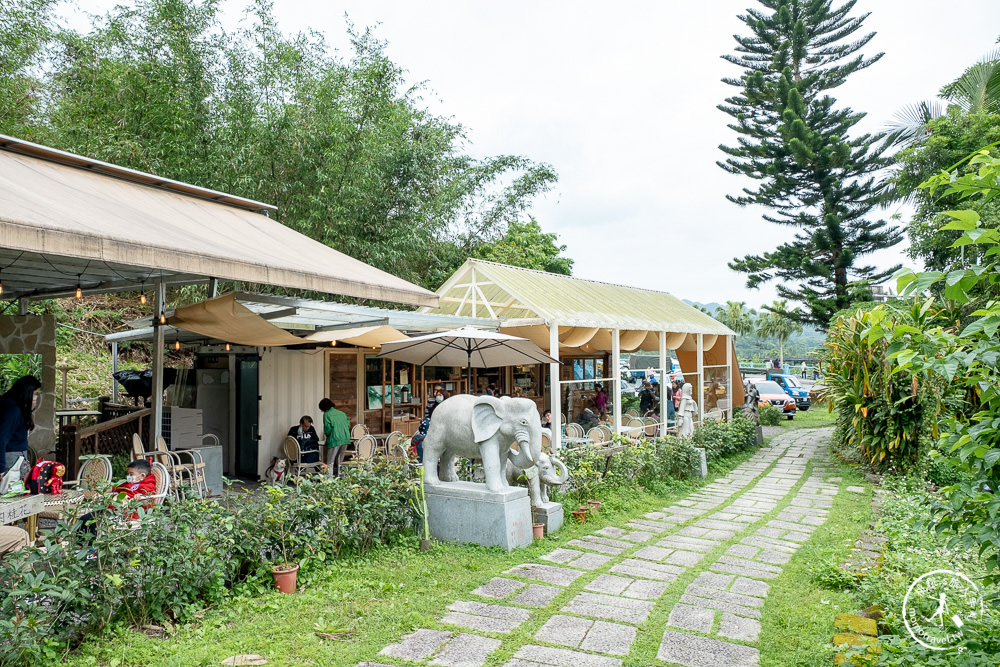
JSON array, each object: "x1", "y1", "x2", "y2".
[
  {"x1": 159, "y1": 313, "x2": 166, "y2": 325},
  {"x1": 0, "y1": 269, "x2": 4, "y2": 296},
  {"x1": 140, "y1": 292, "x2": 146, "y2": 305},
  {"x1": 330, "y1": 340, "x2": 337, "y2": 347},
  {"x1": 225, "y1": 343, "x2": 231, "y2": 352},
  {"x1": 75, "y1": 285, "x2": 82, "y2": 299},
  {"x1": 174, "y1": 339, "x2": 180, "y2": 351}
]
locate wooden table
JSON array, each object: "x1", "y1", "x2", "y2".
[{"x1": 1, "y1": 494, "x2": 44, "y2": 540}]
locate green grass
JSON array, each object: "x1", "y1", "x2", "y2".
[
  {"x1": 783, "y1": 404, "x2": 836, "y2": 429},
  {"x1": 64, "y1": 451, "x2": 761, "y2": 667}
]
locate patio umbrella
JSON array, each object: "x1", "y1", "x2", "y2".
[{"x1": 377, "y1": 326, "x2": 560, "y2": 391}]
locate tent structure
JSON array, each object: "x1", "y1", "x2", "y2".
[
  {"x1": 0, "y1": 134, "x2": 438, "y2": 440},
  {"x1": 423, "y1": 259, "x2": 742, "y2": 447}
]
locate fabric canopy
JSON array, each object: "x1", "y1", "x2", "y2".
[
  {"x1": 305, "y1": 325, "x2": 409, "y2": 348},
  {"x1": 168, "y1": 293, "x2": 304, "y2": 346},
  {"x1": 378, "y1": 326, "x2": 559, "y2": 368}
]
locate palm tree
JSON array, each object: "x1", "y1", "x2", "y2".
[
  {"x1": 756, "y1": 300, "x2": 803, "y2": 366},
  {"x1": 714, "y1": 301, "x2": 756, "y2": 336}
]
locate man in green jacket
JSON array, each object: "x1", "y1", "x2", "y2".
[{"x1": 319, "y1": 398, "x2": 351, "y2": 476}]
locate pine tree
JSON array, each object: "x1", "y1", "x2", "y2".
[{"x1": 718, "y1": 0, "x2": 902, "y2": 328}]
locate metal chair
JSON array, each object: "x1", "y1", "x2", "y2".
[
  {"x1": 624, "y1": 409, "x2": 640, "y2": 418},
  {"x1": 565, "y1": 423, "x2": 584, "y2": 438},
  {"x1": 643, "y1": 418, "x2": 659, "y2": 437},
  {"x1": 155, "y1": 435, "x2": 208, "y2": 499},
  {"x1": 383, "y1": 431, "x2": 404, "y2": 456},
  {"x1": 149, "y1": 461, "x2": 171, "y2": 506},
  {"x1": 350, "y1": 423, "x2": 369, "y2": 441},
  {"x1": 587, "y1": 427, "x2": 607, "y2": 443},
  {"x1": 284, "y1": 435, "x2": 325, "y2": 478}
]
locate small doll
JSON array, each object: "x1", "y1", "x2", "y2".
[{"x1": 45, "y1": 463, "x2": 66, "y2": 494}]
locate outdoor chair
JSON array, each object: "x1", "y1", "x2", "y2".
[
  {"x1": 624, "y1": 409, "x2": 640, "y2": 418},
  {"x1": 283, "y1": 435, "x2": 325, "y2": 478},
  {"x1": 38, "y1": 456, "x2": 113, "y2": 522},
  {"x1": 565, "y1": 423, "x2": 584, "y2": 438},
  {"x1": 541, "y1": 432, "x2": 551, "y2": 452},
  {"x1": 342, "y1": 435, "x2": 377, "y2": 471},
  {"x1": 154, "y1": 435, "x2": 208, "y2": 499},
  {"x1": 131, "y1": 433, "x2": 145, "y2": 462},
  {"x1": 149, "y1": 461, "x2": 171, "y2": 506},
  {"x1": 643, "y1": 418, "x2": 658, "y2": 437},
  {"x1": 383, "y1": 431, "x2": 404, "y2": 456},
  {"x1": 389, "y1": 443, "x2": 409, "y2": 462},
  {"x1": 350, "y1": 423, "x2": 369, "y2": 441},
  {"x1": 597, "y1": 425, "x2": 613, "y2": 441},
  {"x1": 587, "y1": 427, "x2": 607, "y2": 444}
]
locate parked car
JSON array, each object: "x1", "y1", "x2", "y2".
[
  {"x1": 766, "y1": 373, "x2": 811, "y2": 411},
  {"x1": 748, "y1": 378, "x2": 796, "y2": 419}
]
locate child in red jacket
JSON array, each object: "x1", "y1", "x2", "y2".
[{"x1": 78, "y1": 459, "x2": 157, "y2": 535}]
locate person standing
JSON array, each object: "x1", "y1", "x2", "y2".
[
  {"x1": 0, "y1": 375, "x2": 41, "y2": 475},
  {"x1": 801, "y1": 361, "x2": 808, "y2": 379},
  {"x1": 593, "y1": 385, "x2": 609, "y2": 414},
  {"x1": 319, "y1": 398, "x2": 351, "y2": 475},
  {"x1": 639, "y1": 382, "x2": 656, "y2": 415}
]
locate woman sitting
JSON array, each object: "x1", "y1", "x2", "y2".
[{"x1": 288, "y1": 415, "x2": 321, "y2": 464}]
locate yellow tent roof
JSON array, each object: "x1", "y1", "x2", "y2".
[{"x1": 425, "y1": 259, "x2": 733, "y2": 336}]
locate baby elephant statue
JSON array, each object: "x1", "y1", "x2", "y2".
[
  {"x1": 505, "y1": 450, "x2": 569, "y2": 507},
  {"x1": 422, "y1": 394, "x2": 544, "y2": 493}
]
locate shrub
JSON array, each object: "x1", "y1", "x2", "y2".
[
  {"x1": 758, "y1": 404, "x2": 782, "y2": 426},
  {"x1": 0, "y1": 460, "x2": 420, "y2": 666}
]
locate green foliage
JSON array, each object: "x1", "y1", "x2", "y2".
[
  {"x1": 0, "y1": 354, "x2": 42, "y2": 394},
  {"x1": 5, "y1": 0, "x2": 560, "y2": 292},
  {"x1": 755, "y1": 300, "x2": 804, "y2": 362},
  {"x1": 0, "y1": 0, "x2": 57, "y2": 139},
  {"x1": 472, "y1": 218, "x2": 573, "y2": 276},
  {"x1": 718, "y1": 0, "x2": 901, "y2": 328},
  {"x1": 712, "y1": 301, "x2": 757, "y2": 336},
  {"x1": 0, "y1": 461, "x2": 420, "y2": 665},
  {"x1": 757, "y1": 403, "x2": 782, "y2": 426},
  {"x1": 821, "y1": 303, "x2": 942, "y2": 471}
]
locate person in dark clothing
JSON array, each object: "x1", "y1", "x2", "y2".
[
  {"x1": 287, "y1": 415, "x2": 321, "y2": 464},
  {"x1": 638, "y1": 381, "x2": 656, "y2": 415},
  {"x1": 576, "y1": 407, "x2": 599, "y2": 431},
  {"x1": 541, "y1": 409, "x2": 553, "y2": 430},
  {"x1": 424, "y1": 384, "x2": 449, "y2": 420},
  {"x1": 0, "y1": 375, "x2": 41, "y2": 475}
]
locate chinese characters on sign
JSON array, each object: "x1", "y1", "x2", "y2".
[{"x1": 0, "y1": 495, "x2": 43, "y2": 525}]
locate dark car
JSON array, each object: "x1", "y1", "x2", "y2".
[{"x1": 749, "y1": 379, "x2": 796, "y2": 420}]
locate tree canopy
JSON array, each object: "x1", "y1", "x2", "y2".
[{"x1": 718, "y1": 0, "x2": 901, "y2": 329}]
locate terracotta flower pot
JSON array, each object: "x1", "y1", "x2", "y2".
[
  {"x1": 571, "y1": 509, "x2": 587, "y2": 524},
  {"x1": 532, "y1": 523, "x2": 545, "y2": 539},
  {"x1": 271, "y1": 563, "x2": 299, "y2": 594},
  {"x1": 587, "y1": 500, "x2": 602, "y2": 511}
]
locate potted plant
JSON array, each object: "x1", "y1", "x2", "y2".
[
  {"x1": 532, "y1": 522, "x2": 545, "y2": 539},
  {"x1": 264, "y1": 486, "x2": 300, "y2": 593}
]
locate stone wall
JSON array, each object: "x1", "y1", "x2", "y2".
[{"x1": 0, "y1": 315, "x2": 57, "y2": 457}]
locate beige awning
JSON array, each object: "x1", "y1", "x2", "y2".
[
  {"x1": 305, "y1": 325, "x2": 409, "y2": 348},
  {"x1": 168, "y1": 293, "x2": 304, "y2": 346},
  {"x1": 0, "y1": 136, "x2": 438, "y2": 307}
]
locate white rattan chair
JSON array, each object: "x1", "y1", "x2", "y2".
[
  {"x1": 587, "y1": 427, "x2": 607, "y2": 443},
  {"x1": 155, "y1": 435, "x2": 208, "y2": 499},
  {"x1": 565, "y1": 423, "x2": 584, "y2": 438},
  {"x1": 283, "y1": 435, "x2": 325, "y2": 478},
  {"x1": 350, "y1": 423, "x2": 369, "y2": 441}
]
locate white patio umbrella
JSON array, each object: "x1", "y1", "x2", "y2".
[{"x1": 377, "y1": 326, "x2": 560, "y2": 390}]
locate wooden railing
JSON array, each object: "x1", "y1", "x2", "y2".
[{"x1": 58, "y1": 408, "x2": 151, "y2": 478}]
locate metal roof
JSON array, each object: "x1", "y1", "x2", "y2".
[{"x1": 424, "y1": 259, "x2": 734, "y2": 335}]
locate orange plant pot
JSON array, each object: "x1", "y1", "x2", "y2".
[
  {"x1": 271, "y1": 563, "x2": 299, "y2": 594},
  {"x1": 532, "y1": 523, "x2": 545, "y2": 539}
]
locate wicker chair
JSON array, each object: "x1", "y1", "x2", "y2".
[
  {"x1": 383, "y1": 431, "x2": 404, "y2": 456},
  {"x1": 342, "y1": 435, "x2": 377, "y2": 471},
  {"x1": 283, "y1": 435, "x2": 325, "y2": 478},
  {"x1": 541, "y1": 432, "x2": 551, "y2": 452},
  {"x1": 598, "y1": 425, "x2": 614, "y2": 441},
  {"x1": 154, "y1": 435, "x2": 208, "y2": 499},
  {"x1": 624, "y1": 409, "x2": 640, "y2": 418},
  {"x1": 587, "y1": 427, "x2": 607, "y2": 443},
  {"x1": 389, "y1": 444, "x2": 409, "y2": 462},
  {"x1": 149, "y1": 461, "x2": 171, "y2": 506},
  {"x1": 643, "y1": 418, "x2": 658, "y2": 437},
  {"x1": 564, "y1": 423, "x2": 584, "y2": 438},
  {"x1": 38, "y1": 456, "x2": 113, "y2": 521},
  {"x1": 131, "y1": 433, "x2": 145, "y2": 462},
  {"x1": 350, "y1": 423, "x2": 369, "y2": 440}
]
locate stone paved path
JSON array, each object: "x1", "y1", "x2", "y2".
[{"x1": 362, "y1": 428, "x2": 838, "y2": 667}]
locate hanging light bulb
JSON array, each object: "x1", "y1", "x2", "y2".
[
  {"x1": 225, "y1": 343, "x2": 231, "y2": 352},
  {"x1": 174, "y1": 339, "x2": 181, "y2": 350},
  {"x1": 330, "y1": 340, "x2": 337, "y2": 347},
  {"x1": 0, "y1": 267, "x2": 4, "y2": 296},
  {"x1": 140, "y1": 292, "x2": 147, "y2": 305},
  {"x1": 75, "y1": 285, "x2": 82, "y2": 299},
  {"x1": 159, "y1": 312, "x2": 166, "y2": 325}
]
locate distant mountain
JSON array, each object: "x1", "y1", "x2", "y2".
[{"x1": 682, "y1": 300, "x2": 825, "y2": 360}]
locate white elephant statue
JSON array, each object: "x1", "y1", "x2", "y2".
[
  {"x1": 422, "y1": 395, "x2": 544, "y2": 494},
  {"x1": 505, "y1": 450, "x2": 569, "y2": 507}
]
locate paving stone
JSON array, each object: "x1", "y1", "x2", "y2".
[
  {"x1": 696, "y1": 518, "x2": 750, "y2": 531},
  {"x1": 767, "y1": 520, "x2": 816, "y2": 533},
  {"x1": 441, "y1": 611, "x2": 524, "y2": 634},
  {"x1": 657, "y1": 629, "x2": 760, "y2": 667},
  {"x1": 676, "y1": 499, "x2": 697, "y2": 506},
  {"x1": 561, "y1": 592, "x2": 655, "y2": 624},
  {"x1": 617, "y1": 530, "x2": 655, "y2": 543},
  {"x1": 505, "y1": 564, "x2": 584, "y2": 586},
  {"x1": 579, "y1": 620, "x2": 637, "y2": 655},
  {"x1": 677, "y1": 526, "x2": 711, "y2": 537},
  {"x1": 611, "y1": 559, "x2": 683, "y2": 582},
  {"x1": 566, "y1": 539, "x2": 624, "y2": 556},
  {"x1": 657, "y1": 535, "x2": 718, "y2": 552},
  {"x1": 512, "y1": 584, "x2": 562, "y2": 608},
  {"x1": 471, "y1": 577, "x2": 526, "y2": 599},
  {"x1": 431, "y1": 633, "x2": 502, "y2": 667},
  {"x1": 570, "y1": 553, "x2": 612, "y2": 570},
  {"x1": 692, "y1": 572, "x2": 735, "y2": 590},
  {"x1": 380, "y1": 628, "x2": 451, "y2": 661},
  {"x1": 712, "y1": 512, "x2": 738, "y2": 520},
  {"x1": 718, "y1": 614, "x2": 761, "y2": 642},
  {"x1": 585, "y1": 574, "x2": 633, "y2": 595},
  {"x1": 726, "y1": 544, "x2": 760, "y2": 559},
  {"x1": 756, "y1": 549, "x2": 791, "y2": 565},
  {"x1": 540, "y1": 548, "x2": 584, "y2": 564},
  {"x1": 625, "y1": 519, "x2": 673, "y2": 533},
  {"x1": 801, "y1": 515, "x2": 826, "y2": 526},
  {"x1": 633, "y1": 545, "x2": 673, "y2": 562},
  {"x1": 703, "y1": 529, "x2": 737, "y2": 541},
  {"x1": 784, "y1": 530, "x2": 812, "y2": 542},
  {"x1": 710, "y1": 561, "x2": 780, "y2": 580},
  {"x1": 729, "y1": 577, "x2": 770, "y2": 598},
  {"x1": 535, "y1": 614, "x2": 592, "y2": 646},
  {"x1": 509, "y1": 644, "x2": 623, "y2": 667},
  {"x1": 594, "y1": 526, "x2": 626, "y2": 538},
  {"x1": 664, "y1": 549, "x2": 705, "y2": 567},
  {"x1": 680, "y1": 593, "x2": 761, "y2": 619},
  {"x1": 449, "y1": 601, "x2": 532, "y2": 621},
  {"x1": 358, "y1": 663, "x2": 397, "y2": 667},
  {"x1": 622, "y1": 578, "x2": 669, "y2": 600},
  {"x1": 741, "y1": 535, "x2": 799, "y2": 554},
  {"x1": 846, "y1": 485, "x2": 865, "y2": 493},
  {"x1": 827, "y1": 476, "x2": 843, "y2": 483},
  {"x1": 685, "y1": 584, "x2": 765, "y2": 609},
  {"x1": 717, "y1": 556, "x2": 782, "y2": 573},
  {"x1": 668, "y1": 602, "x2": 715, "y2": 632}
]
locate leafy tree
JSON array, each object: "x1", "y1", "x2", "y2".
[
  {"x1": 713, "y1": 301, "x2": 757, "y2": 336},
  {"x1": 0, "y1": 0, "x2": 58, "y2": 138},
  {"x1": 472, "y1": 218, "x2": 573, "y2": 276},
  {"x1": 718, "y1": 0, "x2": 901, "y2": 329},
  {"x1": 756, "y1": 300, "x2": 803, "y2": 364}
]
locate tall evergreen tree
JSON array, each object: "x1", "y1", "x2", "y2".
[{"x1": 718, "y1": 0, "x2": 901, "y2": 329}]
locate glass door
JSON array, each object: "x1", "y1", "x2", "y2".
[{"x1": 235, "y1": 355, "x2": 260, "y2": 478}]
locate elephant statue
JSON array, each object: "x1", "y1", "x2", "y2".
[
  {"x1": 505, "y1": 450, "x2": 569, "y2": 507},
  {"x1": 421, "y1": 395, "x2": 543, "y2": 494}
]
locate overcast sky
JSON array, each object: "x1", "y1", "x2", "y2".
[{"x1": 69, "y1": 1, "x2": 1000, "y2": 307}]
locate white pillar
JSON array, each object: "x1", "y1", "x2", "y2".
[
  {"x1": 549, "y1": 322, "x2": 561, "y2": 452},
  {"x1": 696, "y1": 333, "x2": 704, "y2": 426},
  {"x1": 152, "y1": 280, "x2": 166, "y2": 441},
  {"x1": 725, "y1": 334, "x2": 733, "y2": 420},
  {"x1": 111, "y1": 341, "x2": 119, "y2": 403},
  {"x1": 658, "y1": 331, "x2": 667, "y2": 428},
  {"x1": 612, "y1": 328, "x2": 621, "y2": 436}
]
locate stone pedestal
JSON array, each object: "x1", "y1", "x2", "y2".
[
  {"x1": 425, "y1": 481, "x2": 533, "y2": 551},
  {"x1": 697, "y1": 448, "x2": 708, "y2": 478},
  {"x1": 532, "y1": 501, "x2": 564, "y2": 535}
]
